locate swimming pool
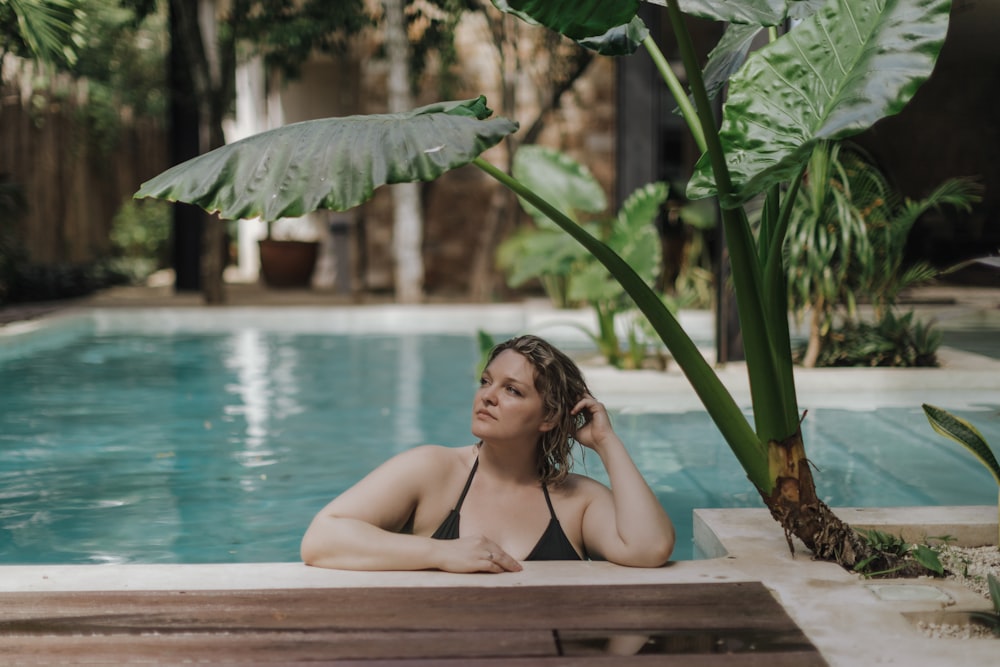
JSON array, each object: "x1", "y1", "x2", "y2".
[{"x1": 1, "y1": 307, "x2": 997, "y2": 564}]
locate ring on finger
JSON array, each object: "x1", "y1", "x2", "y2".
[{"x1": 487, "y1": 552, "x2": 494, "y2": 561}]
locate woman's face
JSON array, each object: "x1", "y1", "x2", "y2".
[{"x1": 471, "y1": 349, "x2": 554, "y2": 444}]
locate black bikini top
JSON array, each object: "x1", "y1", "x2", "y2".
[{"x1": 431, "y1": 457, "x2": 582, "y2": 561}]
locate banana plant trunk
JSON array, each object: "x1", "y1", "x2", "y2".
[{"x1": 763, "y1": 428, "x2": 866, "y2": 566}]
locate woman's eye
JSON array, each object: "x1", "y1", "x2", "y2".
[{"x1": 506, "y1": 385, "x2": 521, "y2": 396}]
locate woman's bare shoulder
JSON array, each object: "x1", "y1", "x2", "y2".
[
  {"x1": 387, "y1": 444, "x2": 475, "y2": 473},
  {"x1": 551, "y1": 472, "x2": 611, "y2": 500}
]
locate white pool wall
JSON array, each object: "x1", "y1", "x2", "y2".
[{"x1": 3, "y1": 303, "x2": 998, "y2": 415}]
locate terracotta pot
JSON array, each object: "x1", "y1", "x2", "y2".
[{"x1": 258, "y1": 239, "x2": 319, "y2": 288}]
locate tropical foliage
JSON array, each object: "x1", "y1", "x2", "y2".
[
  {"x1": 0, "y1": 0, "x2": 82, "y2": 66},
  {"x1": 805, "y1": 310, "x2": 941, "y2": 368},
  {"x1": 136, "y1": 0, "x2": 955, "y2": 569},
  {"x1": 923, "y1": 404, "x2": 1000, "y2": 547},
  {"x1": 970, "y1": 574, "x2": 1000, "y2": 637},
  {"x1": 854, "y1": 527, "x2": 943, "y2": 579},
  {"x1": 497, "y1": 145, "x2": 669, "y2": 368},
  {"x1": 786, "y1": 141, "x2": 981, "y2": 367}
]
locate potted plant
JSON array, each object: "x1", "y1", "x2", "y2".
[{"x1": 257, "y1": 218, "x2": 320, "y2": 288}]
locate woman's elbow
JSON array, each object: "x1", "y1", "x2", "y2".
[
  {"x1": 624, "y1": 534, "x2": 675, "y2": 568},
  {"x1": 300, "y1": 533, "x2": 324, "y2": 567},
  {"x1": 300, "y1": 522, "x2": 343, "y2": 568},
  {"x1": 649, "y1": 535, "x2": 675, "y2": 566}
]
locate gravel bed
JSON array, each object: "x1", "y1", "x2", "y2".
[{"x1": 917, "y1": 545, "x2": 999, "y2": 640}]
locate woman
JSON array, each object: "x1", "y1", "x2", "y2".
[{"x1": 301, "y1": 335, "x2": 674, "y2": 572}]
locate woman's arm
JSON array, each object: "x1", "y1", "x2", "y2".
[
  {"x1": 300, "y1": 446, "x2": 520, "y2": 573},
  {"x1": 573, "y1": 397, "x2": 675, "y2": 567}
]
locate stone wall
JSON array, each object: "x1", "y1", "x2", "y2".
[{"x1": 349, "y1": 13, "x2": 617, "y2": 296}]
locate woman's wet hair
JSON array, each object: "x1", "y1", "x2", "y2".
[{"x1": 484, "y1": 335, "x2": 591, "y2": 485}]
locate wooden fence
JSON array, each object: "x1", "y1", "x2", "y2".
[{"x1": 0, "y1": 73, "x2": 168, "y2": 266}]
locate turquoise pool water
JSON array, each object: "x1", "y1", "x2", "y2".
[{"x1": 1, "y1": 321, "x2": 997, "y2": 564}]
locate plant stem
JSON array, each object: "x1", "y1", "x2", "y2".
[
  {"x1": 663, "y1": 0, "x2": 797, "y2": 442},
  {"x1": 642, "y1": 35, "x2": 706, "y2": 153}
]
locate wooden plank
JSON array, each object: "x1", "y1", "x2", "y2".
[
  {"x1": 0, "y1": 642, "x2": 826, "y2": 667},
  {"x1": 557, "y1": 629, "x2": 822, "y2": 659},
  {"x1": 0, "y1": 583, "x2": 800, "y2": 632},
  {"x1": 0, "y1": 630, "x2": 558, "y2": 663},
  {"x1": 0, "y1": 583, "x2": 826, "y2": 664}
]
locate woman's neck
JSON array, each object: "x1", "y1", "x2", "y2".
[{"x1": 476, "y1": 440, "x2": 540, "y2": 486}]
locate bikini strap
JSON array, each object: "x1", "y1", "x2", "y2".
[
  {"x1": 452, "y1": 457, "x2": 479, "y2": 512},
  {"x1": 541, "y1": 483, "x2": 558, "y2": 519}
]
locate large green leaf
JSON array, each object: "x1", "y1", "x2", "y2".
[
  {"x1": 497, "y1": 227, "x2": 588, "y2": 289},
  {"x1": 698, "y1": 22, "x2": 763, "y2": 105},
  {"x1": 651, "y1": 0, "x2": 788, "y2": 25},
  {"x1": 687, "y1": 0, "x2": 952, "y2": 205},
  {"x1": 135, "y1": 97, "x2": 518, "y2": 221},
  {"x1": 512, "y1": 145, "x2": 607, "y2": 226},
  {"x1": 569, "y1": 182, "x2": 667, "y2": 304},
  {"x1": 491, "y1": 0, "x2": 641, "y2": 40},
  {"x1": 577, "y1": 16, "x2": 649, "y2": 56}
]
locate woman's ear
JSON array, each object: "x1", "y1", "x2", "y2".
[{"x1": 538, "y1": 412, "x2": 558, "y2": 433}]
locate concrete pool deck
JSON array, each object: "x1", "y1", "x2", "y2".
[{"x1": 1, "y1": 282, "x2": 999, "y2": 664}]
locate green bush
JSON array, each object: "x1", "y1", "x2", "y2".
[
  {"x1": 795, "y1": 310, "x2": 941, "y2": 367},
  {"x1": 1, "y1": 184, "x2": 147, "y2": 305},
  {"x1": 109, "y1": 198, "x2": 171, "y2": 282},
  {"x1": 0, "y1": 177, "x2": 29, "y2": 304},
  {"x1": 2, "y1": 260, "x2": 129, "y2": 305}
]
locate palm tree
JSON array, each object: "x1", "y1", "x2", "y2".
[{"x1": 0, "y1": 0, "x2": 80, "y2": 67}]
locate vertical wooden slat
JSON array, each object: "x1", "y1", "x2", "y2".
[{"x1": 0, "y1": 65, "x2": 168, "y2": 267}]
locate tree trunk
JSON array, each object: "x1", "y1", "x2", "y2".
[
  {"x1": 169, "y1": 0, "x2": 235, "y2": 305},
  {"x1": 761, "y1": 428, "x2": 926, "y2": 576},
  {"x1": 385, "y1": 0, "x2": 424, "y2": 304},
  {"x1": 801, "y1": 299, "x2": 825, "y2": 368},
  {"x1": 762, "y1": 428, "x2": 866, "y2": 567}
]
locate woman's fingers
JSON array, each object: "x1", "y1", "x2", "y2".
[
  {"x1": 444, "y1": 536, "x2": 522, "y2": 573},
  {"x1": 484, "y1": 547, "x2": 522, "y2": 572},
  {"x1": 572, "y1": 395, "x2": 614, "y2": 447}
]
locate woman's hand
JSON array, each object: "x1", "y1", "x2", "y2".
[
  {"x1": 436, "y1": 535, "x2": 522, "y2": 573},
  {"x1": 570, "y1": 394, "x2": 617, "y2": 452}
]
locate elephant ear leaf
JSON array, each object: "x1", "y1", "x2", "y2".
[
  {"x1": 135, "y1": 96, "x2": 518, "y2": 221},
  {"x1": 687, "y1": 0, "x2": 951, "y2": 206},
  {"x1": 661, "y1": 0, "x2": 787, "y2": 26},
  {"x1": 512, "y1": 145, "x2": 606, "y2": 226},
  {"x1": 491, "y1": 0, "x2": 641, "y2": 41},
  {"x1": 922, "y1": 404, "x2": 1000, "y2": 486}
]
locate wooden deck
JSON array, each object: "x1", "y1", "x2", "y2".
[{"x1": 0, "y1": 582, "x2": 826, "y2": 664}]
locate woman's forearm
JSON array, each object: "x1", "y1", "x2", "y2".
[{"x1": 301, "y1": 516, "x2": 440, "y2": 571}]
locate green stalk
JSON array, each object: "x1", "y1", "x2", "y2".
[
  {"x1": 642, "y1": 35, "x2": 706, "y2": 153},
  {"x1": 474, "y1": 156, "x2": 769, "y2": 488},
  {"x1": 663, "y1": 0, "x2": 797, "y2": 442},
  {"x1": 763, "y1": 169, "x2": 805, "y2": 405},
  {"x1": 759, "y1": 186, "x2": 780, "y2": 267}
]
